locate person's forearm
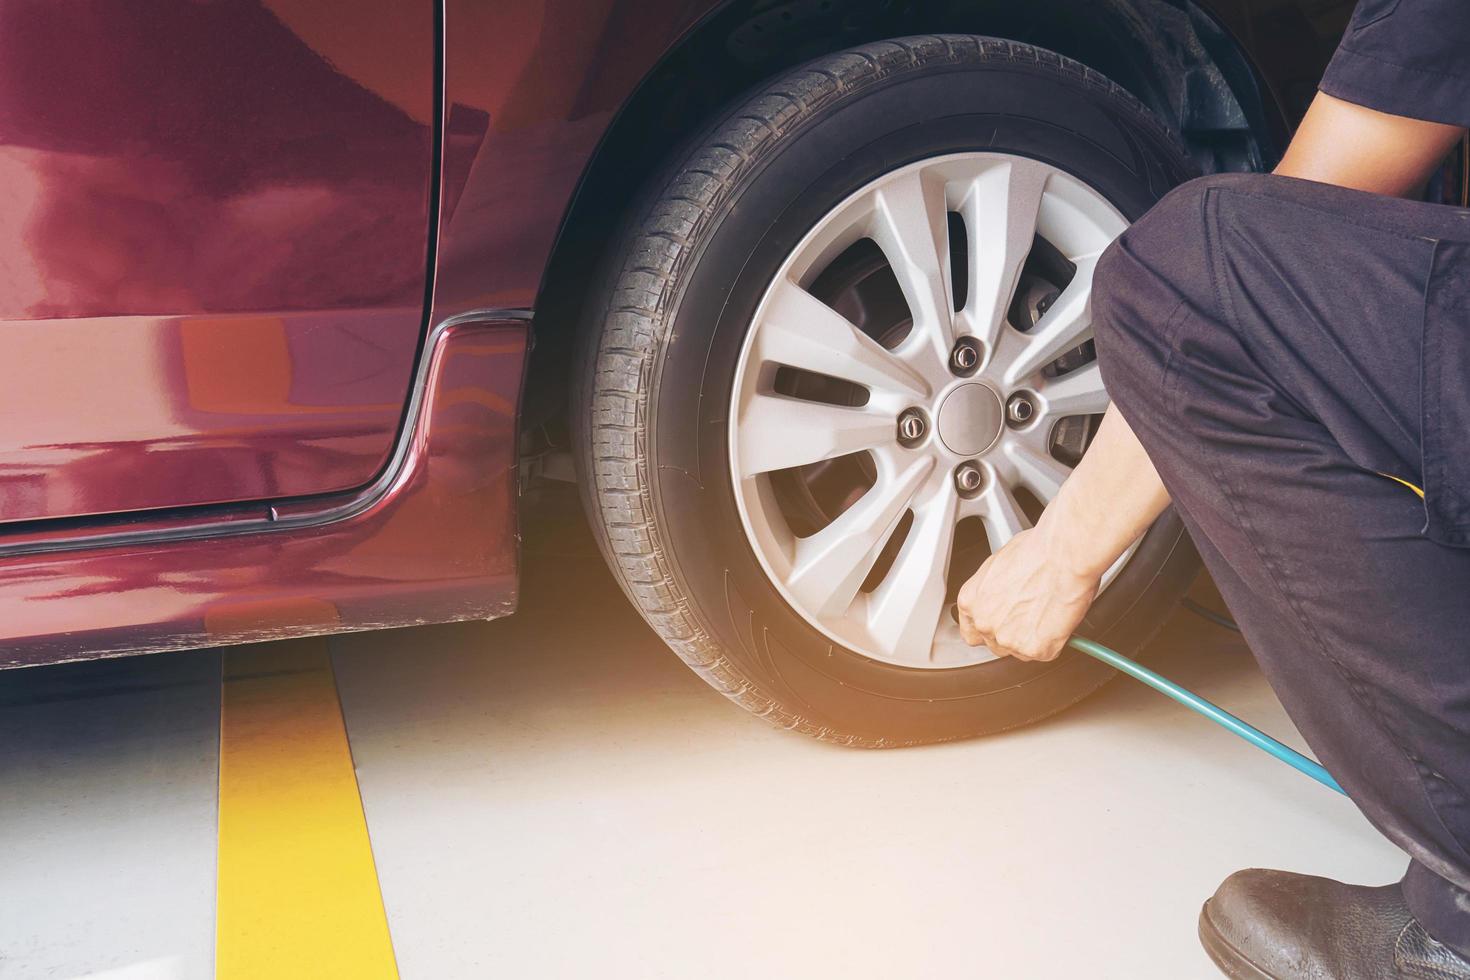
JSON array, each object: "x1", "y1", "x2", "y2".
[{"x1": 1034, "y1": 407, "x2": 1170, "y2": 579}]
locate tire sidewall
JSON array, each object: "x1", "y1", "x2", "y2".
[{"x1": 643, "y1": 51, "x2": 1196, "y2": 739}]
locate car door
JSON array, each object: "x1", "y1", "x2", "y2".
[{"x1": 0, "y1": 0, "x2": 435, "y2": 523}]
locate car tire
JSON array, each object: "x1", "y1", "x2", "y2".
[{"x1": 575, "y1": 34, "x2": 1200, "y2": 746}]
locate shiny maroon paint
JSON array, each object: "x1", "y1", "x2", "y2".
[
  {"x1": 0, "y1": 317, "x2": 525, "y2": 668},
  {"x1": 431, "y1": 0, "x2": 705, "y2": 321},
  {"x1": 0, "y1": 0, "x2": 434, "y2": 521},
  {"x1": 0, "y1": 0, "x2": 710, "y2": 668}
]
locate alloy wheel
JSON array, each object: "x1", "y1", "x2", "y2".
[{"x1": 728, "y1": 152, "x2": 1134, "y2": 669}]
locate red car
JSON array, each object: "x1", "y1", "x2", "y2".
[{"x1": 1, "y1": 0, "x2": 1453, "y2": 743}]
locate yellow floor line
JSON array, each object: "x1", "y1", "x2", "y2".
[{"x1": 216, "y1": 641, "x2": 398, "y2": 979}]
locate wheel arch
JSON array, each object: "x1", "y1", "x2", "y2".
[{"x1": 523, "y1": 0, "x2": 1280, "y2": 437}]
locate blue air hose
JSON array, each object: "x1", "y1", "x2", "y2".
[{"x1": 1067, "y1": 636, "x2": 1346, "y2": 796}]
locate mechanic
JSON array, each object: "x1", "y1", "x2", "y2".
[{"x1": 954, "y1": 2, "x2": 1470, "y2": 976}]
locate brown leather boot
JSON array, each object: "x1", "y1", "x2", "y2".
[{"x1": 1199, "y1": 869, "x2": 1470, "y2": 979}]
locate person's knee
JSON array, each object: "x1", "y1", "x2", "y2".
[
  {"x1": 1092, "y1": 175, "x2": 1233, "y2": 401},
  {"x1": 1096, "y1": 172, "x2": 1270, "y2": 309},
  {"x1": 1094, "y1": 175, "x2": 1220, "y2": 316}
]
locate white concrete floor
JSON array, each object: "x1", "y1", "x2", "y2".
[
  {"x1": 0, "y1": 652, "x2": 220, "y2": 980},
  {"x1": 0, "y1": 494, "x2": 1407, "y2": 979}
]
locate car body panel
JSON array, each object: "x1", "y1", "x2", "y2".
[
  {"x1": 0, "y1": 0, "x2": 435, "y2": 522},
  {"x1": 0, "y1": 316, "x2": 526, "y2": 668},
  {"x1": 0, "y1": 0, "x2": 1361, "y2": 667},
  {"x1": 431, "y1": 0, "x2": 707, "y2": 321}
]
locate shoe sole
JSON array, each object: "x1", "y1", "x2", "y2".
[{"x1": 1199, "y1": 900, "x2": 1280, "y2": 980}]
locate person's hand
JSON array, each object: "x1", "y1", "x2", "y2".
[{"x1": 955, "y1": 526, "x2": 1101, "y2": 662}]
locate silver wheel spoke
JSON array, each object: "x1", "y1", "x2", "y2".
[
  {"x1": 730, "y1": 153, "x2": 1137, "y2": 670},
  {"x1": 869, "y1": 168, "x2": 955, "y2": 358},
  {"x1": 864, "y1": 484, "x2": 958, "y2": 663},
  {"x1": 737, "y1": 393, "x2": 892, "y2": 477},
  {"x1": 999, "y1": 254, "x2": 1099, "y2": 386},
  {"x1": 786, "y1": 459, "x2": 932, "y2": 617},
  {"x1": 1037, "y1": 361, "x2": 1109, "y2": 417},
  {"x1": 961, "y1": 158, "x2": 1049, "y2": 348},
  {"x1": 753, "y1": 279, "x2": 930, "y2": 399},
  {"x1": 979, "y1": 479, "x2": 1031, "y2": 552},
  {"x1": 1005, "y1": 439, "x2": 1074, "y2": 503}
]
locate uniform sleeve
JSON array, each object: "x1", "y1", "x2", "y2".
[{"x1": 1319, "y1": 0, "x2": 1470, "y2": 128}]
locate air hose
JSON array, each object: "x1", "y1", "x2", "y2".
[
  {"x1": 1077, "y1": 473, "x2": 1424, "y2": 795},
  {"x1": 1067, "y1": 636, "x2": 1346, "y2": 796}
]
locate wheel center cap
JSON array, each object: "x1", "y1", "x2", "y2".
[{"x1": 936, "y1": 383, "x2": 1004, "y2": 456}]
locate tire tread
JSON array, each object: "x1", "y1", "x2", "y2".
[{"x1": 576, "y1": 35, "x2": 1186, "y2": 747}]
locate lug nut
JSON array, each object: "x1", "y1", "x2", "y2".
[
  {"x1": 1006, "y1": 392, "x2": 1036, "y2": 425},
  {"x1": 950, "y1": 337, "x2": 982, "y2": 376},
  {"x1": 897, "y1": 408, "x2": 928, "y2": 445},
  {"x1": 954, "y1": 461, "x2": 985, "y2": 496}
]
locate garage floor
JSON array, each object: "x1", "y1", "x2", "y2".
[{"x1": 0, "y1": 491, "x2": 1406, "y2": 979}]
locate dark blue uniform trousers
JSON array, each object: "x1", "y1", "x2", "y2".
[{"x1": 1095, "y1": 173, "x2": 1470, "y2": 956}]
